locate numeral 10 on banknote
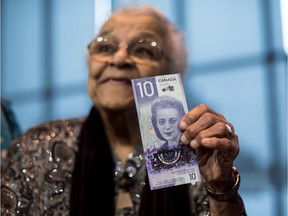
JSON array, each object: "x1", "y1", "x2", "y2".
[
  {"x1": 132, "y1": 74, "x2": 201, "y2": 190},
  {"x1": 136, "y1": 81, "x2": 155, "y2": 98}
]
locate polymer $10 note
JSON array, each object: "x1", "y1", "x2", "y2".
[{"x1": 132, "y1": 73, "x2": 201, "y2": 190}]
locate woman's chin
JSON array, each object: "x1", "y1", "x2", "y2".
[{"x1": 95, "y1": 98, "x2": 135, "y2": 113}]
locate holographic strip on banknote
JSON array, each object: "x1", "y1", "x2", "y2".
[{"x1": 132, "y1": 73, "x2": 201, "y2": 190}]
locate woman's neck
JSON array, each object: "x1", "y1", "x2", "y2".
[{"x1": 98, "y1": 107, "x2": 141, "y2": 162}]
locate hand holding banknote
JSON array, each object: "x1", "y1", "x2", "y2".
[{"x1": 179, "y1": 104, "x2": 239, "y2": 193}]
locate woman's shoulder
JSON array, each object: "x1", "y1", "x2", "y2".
[
  {"x1": 14, "y1": 116, "x2": 85, "y2": 144},
  {"x1": 5, "y1": 116, "x2": 87, "y2": 167},
  {"x1": 24, "y1": 116, "x2": 86, "y2": 136}
]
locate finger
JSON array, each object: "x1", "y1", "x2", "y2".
[
  {"x1": 179, "y1": 104, "x2": 226, "y2": 130},
  {"x1": 200, "y1": 122, "x2": 235, "y2": 139},
  {"x1": 225, "y1": 123, "x2": 235, "y2": 138},
  {"x1": 201, "y1": 137, "x2": 239, "y2": 158},
  {"x1": 188, "y1": 122, "x2": 229, "y2": 148},
  {"x1": 189, "y1": 122, "x2": 234, "y2": 149},
  {"x1": 180, "y1": 113, "x2": 227, "y2": 144}
]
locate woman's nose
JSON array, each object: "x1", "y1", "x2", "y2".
[
  {"x1": 109, "y1": 46, "x2": 135, "y2": 68},
  {"x1": 164, "y1": 122, "x2": 171, "y2": 129}
]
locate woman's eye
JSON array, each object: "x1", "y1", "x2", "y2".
[
  {"x1": 90, "y1": 43, "x2": 116, "y2": 55},
  {"x1": 169, "y1": 119, "x2": 177, "y2": 124},
  {"x1": 132, "y1": 46, "x2": 156, "y2": 60},
  {"x1": 97, "y1": 44, "x2": 116, "y2": 54},
  {"x1": 158, "y1": 119, "x2": 165, "y2": 125}
]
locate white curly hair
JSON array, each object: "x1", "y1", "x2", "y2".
[{"x1": 100, "y1": 5, "x2": 188, "y2": 75}]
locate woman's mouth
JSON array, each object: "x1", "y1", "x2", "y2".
[
  {"x1": 164, "y1": 132, "x2": 174, "y2": 137},
  {"x1": 102, "y1": 77, "x2": 131, "y2": 85}
]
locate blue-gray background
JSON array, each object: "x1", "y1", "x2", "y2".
[{"x1": 1, "y1": 0, "x2": 287, "y2": 215}]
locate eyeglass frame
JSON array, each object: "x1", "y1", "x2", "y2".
[{"x1": 87, "y1": 34, "x2": 168, "y2": 64}]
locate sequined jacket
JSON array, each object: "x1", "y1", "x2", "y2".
[{"x1": 1, "y1": 117, "x2": 211, "y2": 216}]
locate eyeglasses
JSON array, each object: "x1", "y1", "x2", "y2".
[{"x1": 87, "y1": 35, "x2": 166, "y2": 64}]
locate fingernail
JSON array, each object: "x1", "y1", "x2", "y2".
[
  {"x1": 181, "y1": 135, "x2": 188, "y2": 144},
  {"x1": 190, "y1": 139, "x2": 198, "y2": 148},
  {"x1": 179, "y1": 121, "x2": 188, "y2": 129}
]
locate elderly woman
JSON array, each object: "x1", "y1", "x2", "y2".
[{"x1": 1, "y1": 5, "x2": 246, "y2": 216}]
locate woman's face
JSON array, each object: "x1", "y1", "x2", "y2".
[
  {"x1": 87, "y1": 13, "x2": 170, "y2": 112},
  {"x1": 156, "y1": 108, "x2": 181, "y2": 142}
]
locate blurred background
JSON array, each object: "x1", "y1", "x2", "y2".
[{"x1": 1, "y1": 0, "x2": 287, "y2": 215}]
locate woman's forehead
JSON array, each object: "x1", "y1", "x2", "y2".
[
  {"x1": 157, "y1": 108, "x2": 179, "y2": 117},
  {"x1": 100, "y1": 13, "x2": 167, "y2": 39}
]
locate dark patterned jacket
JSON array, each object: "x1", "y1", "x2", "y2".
[{"x1": 1, "y1": 117, "x2": 214, "y2": 216}]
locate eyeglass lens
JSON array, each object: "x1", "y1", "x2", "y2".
[{"x1": 88, "y1": 36, "x2": 164, "y2": 64}]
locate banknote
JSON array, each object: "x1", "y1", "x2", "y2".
[{"x1": 132, "y1": 73, "x2": 201, "y2": 190}]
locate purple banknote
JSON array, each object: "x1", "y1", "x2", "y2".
[{"x1": 132, "y1": 74, "x2": 201, "y2": 190}]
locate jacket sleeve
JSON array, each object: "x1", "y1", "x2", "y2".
[
  {"x1": 1, "y1": 119, "x2": 81, "y2": 216},
  {"x1": 1, "y1": 130, "x2": 47, "y2": 215}
]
